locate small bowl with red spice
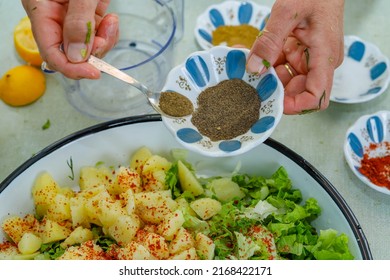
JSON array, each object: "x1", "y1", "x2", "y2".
[
  {"x1": 344, "y1": 110, "x2": 390, "y2": 195},
  {"x1": 161, "y1": 45, "x2": 284, "y2": 157}
]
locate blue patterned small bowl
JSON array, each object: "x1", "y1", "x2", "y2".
[
  {"x1": 344, "y1": 111, "x2": 390, "y2": 195},
  {"x1": 161, "y1": 46, "x2": 284, "y2": 157},
  {"x1": 194, "y1": 0, "x2": 271, "y2": 50},
  {"x1": 331, "y1": 35, "x2": 390, "y2": 104}
]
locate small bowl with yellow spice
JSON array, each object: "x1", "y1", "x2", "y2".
[{"x1": 194, "y1": 0, "x2": 271, "y2": 50}]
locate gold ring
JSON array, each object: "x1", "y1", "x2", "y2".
[{"x1": 284, "y1": 63, "x2": 295, "y2": 78}]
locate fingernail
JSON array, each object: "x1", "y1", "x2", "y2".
[
  {"x1": 247, "y1": 54, "x2": 265, "y2": 74},
  {"x1": 67, "y1": 43, "x2": 88, "y2": 62}
]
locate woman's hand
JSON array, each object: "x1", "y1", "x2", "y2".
[
  {"x1": 247, "y1": 0, "x2": 345, "y2": 115},
  {"x1": 21, "y1": 0, "x2": 119, "y2": 79}
]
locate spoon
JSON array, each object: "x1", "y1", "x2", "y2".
[{"x1": 87, "y1": 55, "x2": 192, "y2": 119}]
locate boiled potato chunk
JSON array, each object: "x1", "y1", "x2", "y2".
[
  {"x1": 0, "y1": 245, "x2": 19, "y2": 260},
  {"x1": 157, "y1": 209, "x2": 185, "y2": 241},
  {"x1": 142, "y1": 155, "x2": 172, "y2": 191},
  {"x1": 142, "y1": 155, "x2": 172, "y2": 174},
  {"x1": 117, "y1": 241, "x2": 156, "y2": 260},
  {"x1": 40, "y1": 219, "x2": 71, "y2": 244},
  {"x1": 83, "y1": 186, "x2": 112, "y2": 226},
  {"x1": 32, "y1": 172, "x2": 60, "y2": 217},
  {"x1": 58, "y1": 241, "x2": 106, "y2": 260},
  {"x1": 121, "y1": 188, "x2": 136, "y2": 214},
  {"x1": 1, "y1": 216, "x2": 34, "y2": 244},
  {"x1": 195, "y1": 232, "x2": 215, "y2": 260},
  {"x1": 110, "y1": 166, "x2": 141, "y2": 194},
  {"x1": 134, "y1": 191, "x2": 177, "y2": 224},
  {"x1": 190, "y1": 198, "x2": 222, "y2": 220},
  {"x1": 107, "y1": 214, "x2": 140, "y2": 245},
  {"x1": 137, "y1": 232, "x2": 169, "y2": 259},
  {"x1": 46, "y1": 193, "x2": 71, "y2": 222},
  {"x1": 61, "y1": 227, "x2": 93, "y2": 248},
  {"x1": 79, "y1": 166, "x2": 113, "y2": 190},
  {"x1": 130, "y1": 146, "x2": 153, "y2": 173},
  {"x1": 18, "y1": 232, "x2": 42, "y2": 255},
  {"x1": 169, "y1": 227, "x2": 195, "y2": 255},
  {"x1": 58, "y1": 187, "x2": 75, "y2": 198},
  {"x1": 69, "y1": 195, "x2": 89, "y2": 228},
  {"x1": 209, "y1": 177, "x2": 245, "y2": 203},
  {"x1": 169, "y1": 247, "x2": 198, "y2": 260},
  {"x1": 177, "y1": 160, "x2": 204, "y2": 196},
  {"x1": 97, "y1": 199, "x2": 126, "y2": 228}
]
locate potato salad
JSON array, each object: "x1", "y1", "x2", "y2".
[{"x1": 0, "y1": 147, "x2": 354, "y2": 260}]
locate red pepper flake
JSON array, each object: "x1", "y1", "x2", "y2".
[
  {"x1": 358, "y1": 142, "x2": 390, "y2": 189},
  {"x1": 0, "y1": 241, "x2": 15, "y2": 251}
]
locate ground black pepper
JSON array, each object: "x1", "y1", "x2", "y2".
[
  {"x1": 159, "y1": 91, "x2": 194, "y2": 117},
  {"x1": 191, "y1": 79, "x2": 260, "y2": 141}
]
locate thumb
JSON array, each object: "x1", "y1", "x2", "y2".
[
  {"x1": 246, "y1": 3, "x2": 299, "y2": 74},
  {"x1": 63, "y1": 0, "x2": 100, "y2": 63}
]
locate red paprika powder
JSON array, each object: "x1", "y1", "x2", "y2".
[{"x1": 358, "y1": 141, "x2": 390, "y2": 189}]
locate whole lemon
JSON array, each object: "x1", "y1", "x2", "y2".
[{"x1": 0, "y1": 65, "x2": 46, "y2": 106}]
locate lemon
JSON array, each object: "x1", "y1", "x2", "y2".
[
  {"x1": 0, "y1": 65, "x2": 46, "y2": 106},
  {"x1": 14, "y1": 16, "x2": 43, "y2": 67}
]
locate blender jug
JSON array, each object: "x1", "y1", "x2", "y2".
[
  {"x1": 59, "y1": 0, "x2": 184, "y2": 120},
  {"x1": 160, "y1": 0, "x2": 184, "y2": 42}
]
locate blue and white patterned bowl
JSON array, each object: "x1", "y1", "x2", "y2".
[
  {"x1": 161, "y1": 46, "x2": 284, "y2": 157},
  {"x1": 344, "y1": 111, "x2": 390, "y2": 195},
  {"x1": 194, "y1": 0, "x2": 271, "y2": 50},
  {"x1": 331, "y1": 35, "x2": 390, "y2": 104}
]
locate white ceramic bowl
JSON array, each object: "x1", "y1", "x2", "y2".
[
  {"x1": 331, "y1": 35, "x2": 390, "y2": 103},
  {"x1": 344, "y1": 110, "x2": 390, "y2": 195},
  {"x1": 0, "y1": 115, "x2": 372, "y2": 259},
  {"x1": 161, "y1": 46, "x2": 284, "y2": 157},
  {"x1": 194, "y1": 0, "x2": 271, "y2": 50}
]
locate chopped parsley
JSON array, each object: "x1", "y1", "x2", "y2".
[
  {"x1": 41, "y1": 119, "x2": 51, "y2": 130},
  {"x1": 85, "y1": 21, "x2": 92, "y2": 44},
  {"x1": 262, "y1": 59, "x2": 271, "y2": 69}
]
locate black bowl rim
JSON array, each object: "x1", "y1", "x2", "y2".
[{"x1": 0, "y1": 114, "x2": 372, "y2": 260}]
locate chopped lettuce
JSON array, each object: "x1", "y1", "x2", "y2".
[
  {"x1": 39, "y1": 241, "x2": 65, "y2": 260},
  {"x1": 165, "y1": 161, "x2": 354, "y2": 260},
  {"x1": 309, "y1": 229, "x2": 354, "y2": 260},
  {"x1": 235, "y1": 231, "x2": 260, "y2": 259},
  {"x1": 166, "y1": 162, "x2": 181, "y2": 199}
]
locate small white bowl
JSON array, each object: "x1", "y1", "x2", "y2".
[
  {"x1": 161, "y1": 46, "x2": 284, "y2": 157},
  {"x1": 194, "y1": 0, "x2": 271, "y2": 50},
  {"x1": 344, "y1": 110, "x2": 390, "y2": 195},
  {"x1": 331, "y1": 35, "x2": 390, "y2": 104}
]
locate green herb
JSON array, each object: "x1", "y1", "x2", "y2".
[
  {"x1": 67, "y1": 157, "x2": 75, "y2": 180},
  {"x1": 40, "y1": 241, "x2": 66, "y2": 260},
  {"x1": 95, "y1": 161, "x2": 105, "y2": 167},
  {"x1": 262, "y1": 59, "x2": 271, "y2": 69},
  {"x1": 95, "y1": 236, "x2": 117, "y2": 251},
  {"x1": 41, "y1": 119, "x2": 51, "y2": 130},
  {"x1": 85, "y1": 21, "x2": 92, "y2": 44},
  {"x1": 80, "y1": 48, "x2": 87, "y2": 58}
]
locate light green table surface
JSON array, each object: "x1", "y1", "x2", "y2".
[{"x1": 0, "y1": 0, "x2": 389, "y2": 259}]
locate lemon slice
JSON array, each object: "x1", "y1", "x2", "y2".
[
  {"x1": 0, "y1": 65, "x2": 46, "y2": 106},
  {"x1": 14, "y1": 16, "x2": 43, "y2": 67}
]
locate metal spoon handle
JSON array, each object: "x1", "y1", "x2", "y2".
[{"x1": 87, "y1": 55, "x2": 149, "y2": 94}]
